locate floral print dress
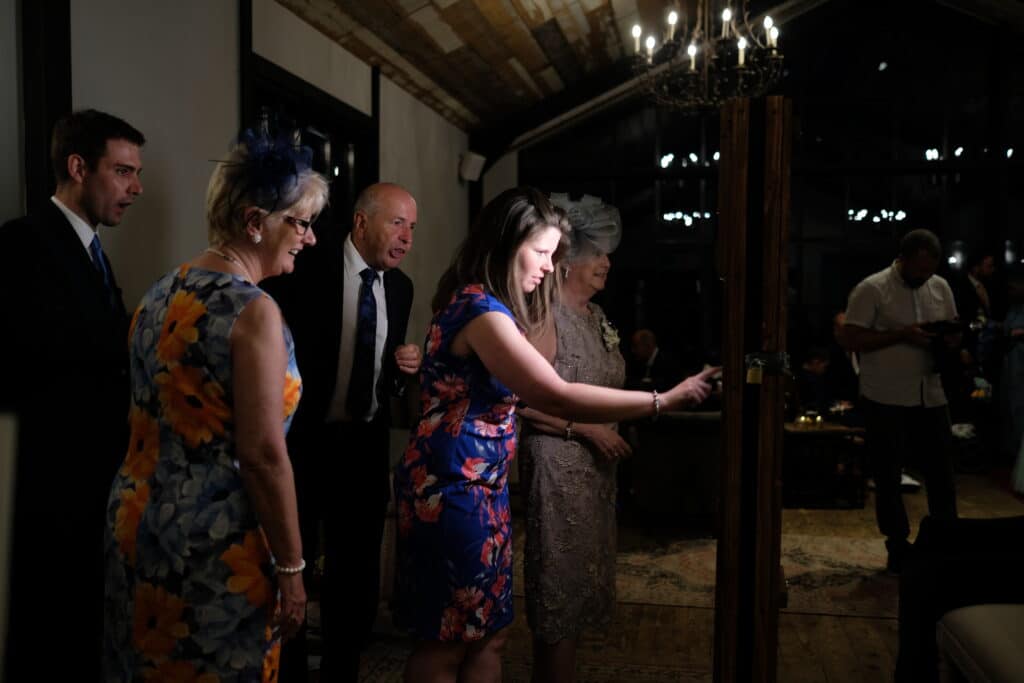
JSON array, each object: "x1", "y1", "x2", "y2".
[
  {"x1": 103, "y1": 265, "x2": 301, "y2": 682},
  {"x1": 393, "y1": 285, "x2": 518, "y2": 641}
]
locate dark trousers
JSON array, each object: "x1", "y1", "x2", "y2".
[
  {"x1": 861, "y1": 398, "x2": 958, "y2": 548},
  {"x1": 4, "y1": 420, "x2": 120, "y2": 683},
  {"x1": 280, "y1": 418, "x2": 391, "y2": 683}
]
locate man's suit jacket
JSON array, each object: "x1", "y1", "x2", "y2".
[
  {"x1": 0, "y1": 200, "x2": 130, "y2": 492},
  {"x1": 263, "y1": 223, "x2": 414, "y2": 440},
  {"x1": 0, "y1": 201, "x2": 130, "y2": 680}
]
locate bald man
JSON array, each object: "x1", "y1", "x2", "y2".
[{"x1": 267, "y1": 182, "x2": 421, "y2": 682}]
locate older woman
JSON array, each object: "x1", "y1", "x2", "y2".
[
  {"x1": 393, "y1": 187, "x2": 719, "y2": 683},
  {"x1": 103, "y1": 131, "x2": 327, "y2": 680},
  {"x1": 518, "y1": 194, "x2": 631, "y2": 682}
]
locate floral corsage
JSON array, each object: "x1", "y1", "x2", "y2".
[{"x1": 599, "y1": 316, "x2": 620, "y2": 352}]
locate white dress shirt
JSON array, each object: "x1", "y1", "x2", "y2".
[
  {"x1": 845, "y1": 262, "x2": 957, "y2": 408},
  {"x1": 326, "y1": 234, "x2": 388, "y2": 422},
  {"x1": 51, "y1": 195, "x2": 98, "y2": 257}
]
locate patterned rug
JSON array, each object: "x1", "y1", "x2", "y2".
[{"x1": 608, "y1": 533, "x2": 897, "y2": 618}]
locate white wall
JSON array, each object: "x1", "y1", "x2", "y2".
[
  {"x1": 252, "y1": 0, "x2": 371, "y2": 117},
  {"x1": 70, "y1": 0, "x2": 240, "y2": 309},
  {"x1": 67, "y1": 0, "x2": 470, "y2": 335},
  {"x1": 482, "y1": 152, "x2": 518, "y2": 206},
  {"x1": 379, "y1": 77, "x2": 469, "y2": 350},
  {"x1": 0, "y1": 0, "x2": 22, "y2": 223}
]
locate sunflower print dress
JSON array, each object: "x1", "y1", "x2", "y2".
[
  {"x1": 103, "y1": 265, "x2": 301, "y2": 682},
  {"x1": 393, "y1": 285, "x2": 519, "y2": 641}
]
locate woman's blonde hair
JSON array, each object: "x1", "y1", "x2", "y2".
[
  {"x1": 432, "y1": 187, "x2": 571, "y2": 338},
  {"x1": 205, "y1": 135, "x2": 329, "y2": 245}
]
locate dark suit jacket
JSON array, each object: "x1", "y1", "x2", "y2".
[
  {"x1": 952, "y1": 273, "x2": 989, "y2": 323},
  {"x1": 263, "y1": 225, "x2": 414, "y2": 440},
  {"x1": 0, "y1": 200, "x2": 130, "y2": 680},
  {"x1": 627, "y1": 348, "x2": 685, "y2": 393},
  {"x1": 0, "y1": 199, "x2": 130, "y2": 488}
]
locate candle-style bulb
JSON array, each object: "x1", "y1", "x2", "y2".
[
  {"x1": 632, "y1": 24, "x2": 642, "y2": 53},
  {"x1": 722, "y1": 8, "x2": 733, "y2": 22},
  {"x1": 737, "y1": 37, "x2": 747, "y2": 49},
  {"x1": 769, "y1": 25, "x2": 779, "y2": 48},
  {"x1": 737, "y1": 36, "x2": 747, "y2": 67},
  {"x1": 763, "y1": 16, "x2": 773, "y2": 31},
  {"x1": 632, "y1": 24, "x2": 642, "y2": 38},
  {"x1": 668, "y1": 11, "x2": 678, "y2": 25},
  {"x1": 646, "y1": 35, "x2": 657, "y2": 53},
  {"x1": 687, "y1": 43, "x2": 697, "y2": 71}
]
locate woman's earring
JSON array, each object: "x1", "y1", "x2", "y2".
[{"x1": 250, "y1": 232, "x2": 262, "y2": 245}]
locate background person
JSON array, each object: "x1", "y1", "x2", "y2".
[
  {"x1": 627, "y1": 328, "x2": 684, "y2": 392},
  {"x1": 103, "y1": 131, "x2": 325, "y2": 679},
  {"x1": 841, "y1": 228, "x2": 960, "y2": 574}
]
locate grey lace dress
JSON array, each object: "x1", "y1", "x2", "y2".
[{"x1": 519, "y1": 301, "x2": 626, "y2": 643}]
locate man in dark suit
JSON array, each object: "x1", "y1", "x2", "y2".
[
  {"x1": 269, "y1": 182, "x2": 421, "y2": 682},
  {"x1": 0, "y1": 109, "x2": 144, "y2": 681},
  {"x1": 627, "y1": 328, "x2": 685, "y2": 392}
]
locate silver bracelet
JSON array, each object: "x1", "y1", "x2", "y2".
[
  {"x1": 564, "y1": 421, "x2": 574, "y2": 441},
  {"x1": 652, "y1": 390, "x2": 661, "y2": 420},
  {"x1": 275, "y1": 559, "x2": 306, "y2": 575}
]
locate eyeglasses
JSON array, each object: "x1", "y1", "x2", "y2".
[{"x1": 284, "y1": 215, "x2": 314, "y2": 236}]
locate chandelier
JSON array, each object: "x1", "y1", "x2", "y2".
[{"x1": 631, "y1": 1, "x2": 784, "y2": 111}]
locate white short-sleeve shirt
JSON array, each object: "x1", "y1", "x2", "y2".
[{"x1": 844, "y1": 262, "x2": 958, "y2": 408}]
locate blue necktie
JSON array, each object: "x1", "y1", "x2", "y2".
[
  {"x1": 89, "y1": 234, "x2": 116, "y2": 307},
  {"x1": 347, "y1": 267, "x2": 378, "y2": 419}
]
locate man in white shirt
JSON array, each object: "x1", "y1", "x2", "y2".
[
  {"x1": 0, "y1": 109, "x2": 145, "y2": 681},
  {"x1": 842, "y1": 229, "x2": 959, "y2": 574}
]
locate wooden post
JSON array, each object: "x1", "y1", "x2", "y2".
[
  {"x1": 714, "y1": 96, "x2": 749, "y2": 683},
  {"x1": 714, "y1": 95, "x2": 791, "y2": 683}
]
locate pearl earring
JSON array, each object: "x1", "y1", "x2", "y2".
[{"x1": 251, "y1": 232, "x2": 262, "y2": 245}]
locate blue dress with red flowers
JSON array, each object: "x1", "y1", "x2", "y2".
[
  {"x1": 103, "y1": 265, "x2": 301, "y2": 682},
  {"x1": 393, "y1": 285, "x2": 519, "y2": 641}
]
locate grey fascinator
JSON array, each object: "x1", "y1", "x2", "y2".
[{"x1": 549, "y1": 193, "x2": 622, "y2": 261}]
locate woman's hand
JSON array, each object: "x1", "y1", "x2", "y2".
[
  {"x1": 663, "y1": 366, "x2": 720, "y2": 411},
  {"x1": 275, "y1": 572, "x2": 307, "y2": 641},
  {"x1": 576, "y1": 423, "x2": 632, "y2": 461}
]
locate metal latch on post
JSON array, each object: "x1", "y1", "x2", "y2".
[{"x1": 744, "y1": 352, "x2": 791, "y2": 385}]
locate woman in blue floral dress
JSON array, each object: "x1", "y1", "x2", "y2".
[
  {"x1": 103, "y1": 132, "x2": 327, "y2": 682},
  {"x1": 394, "y1": 187, "x2": 719, "y2": 682}
]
